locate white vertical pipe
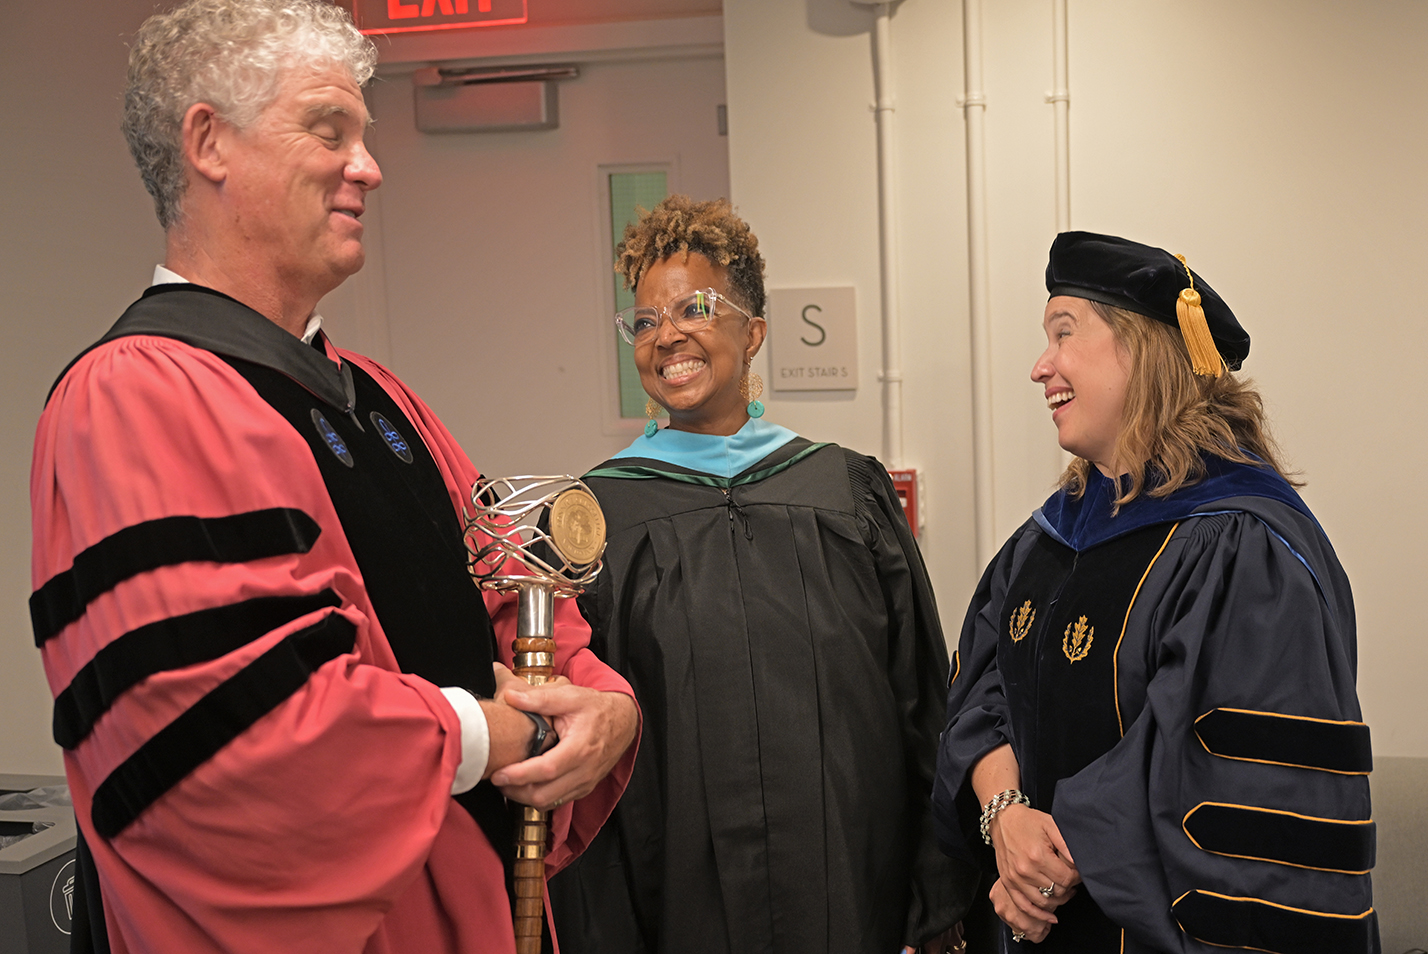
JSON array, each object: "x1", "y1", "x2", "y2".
[
  {"x1": 961, "y1": 0, "x2": 995, "y2": 565},
  {"x1": 1050, "y1": 0, "x2": 1070, "y2": 232},
  {"x1": 867, "y1": 3, "x2": 905, "y2": 469},
  {"x1": 1049, "y1": 0, "x2": 1074, "y2": 472}
]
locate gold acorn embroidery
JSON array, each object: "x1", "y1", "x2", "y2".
[
  {"x1": 1008, "y1": 600, "x2": 1035, "y2": 643},
  {"x1": 1063, "y1": 615, "x2": 1094, "y2": 663}
]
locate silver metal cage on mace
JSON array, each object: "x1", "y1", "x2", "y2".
[{"x1": 463, "y1": 474, "x2": 606, "y2": 954}]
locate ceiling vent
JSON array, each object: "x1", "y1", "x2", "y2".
[{"x1": 412, "y1": 64, "x2": 578, "y2": 133}]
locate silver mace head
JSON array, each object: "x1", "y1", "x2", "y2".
[{"x1": 464, "y1": 475, "x2": 606, "y2": 598}]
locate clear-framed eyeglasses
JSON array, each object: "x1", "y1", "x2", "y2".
[{"x1": 614, "y1": 288, "x2": 752, "y2": 346}]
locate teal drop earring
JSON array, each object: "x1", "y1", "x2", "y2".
[
  {"x1": 644, "y1": 398, "x2": 665, "y2": 437},
  {"x1": 740, "y1": 369, "x2": 765, "y2": 418}
]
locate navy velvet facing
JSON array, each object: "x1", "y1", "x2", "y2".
[{"x1": 1034, "y1": 456, "x2": 1313, "y2": 553}]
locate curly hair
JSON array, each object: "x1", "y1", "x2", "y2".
[
  {"x1": 615, "y1": 195, "x2": 767, "y2": 318},
  {"x1": 123, "y1": 0, "x2": 378, "y2": 229},
  {"x1": 1060, "y1": 301, "x2": 1301, "y2": 507}
]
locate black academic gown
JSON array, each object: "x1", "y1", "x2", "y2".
[
  {"x1": 934, "y1": 457, "x2": 1378, "y2": 954},
  {"x1": 549, "y1": 438, "x2": 974, "y2": 954}
]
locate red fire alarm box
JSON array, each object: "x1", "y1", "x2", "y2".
[{"x1": 887, "y1": 468, "x2": 919, "y2": 539}]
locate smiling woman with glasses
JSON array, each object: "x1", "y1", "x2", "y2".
[{"x1": 548, "y1": 195, "x2": 973, "y2": 954}]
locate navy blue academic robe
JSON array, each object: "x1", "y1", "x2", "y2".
[{"x1": 934, "y1": 457, "x2": 1378, "y2": 954}]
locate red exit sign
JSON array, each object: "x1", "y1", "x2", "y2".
[{"x1": 351, "y1": 0, "x2": 528, "y2": 35}]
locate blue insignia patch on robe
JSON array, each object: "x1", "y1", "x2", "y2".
[
  {"x1": 310, "y1": 409, "x2": 353, "y2": 468},
  {"x1": 370, "y1": 412, "x2": 414, "y2": 463}
]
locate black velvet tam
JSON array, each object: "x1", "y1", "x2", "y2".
[{"x1": 1046, "y1": 231, "x2": 1251, "y2": 370}]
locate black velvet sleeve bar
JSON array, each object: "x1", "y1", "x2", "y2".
[
  {"x1": 1172, "y1": 890, "x2": 1376, "y2": 954},
  {"x1": 1182, "y1": 802, "x2": 1375, "y2": 873},
  {"x1": 1194, "y1": 707, "x2": 1373, "y2": 774},
  {"x1": 31, "y1": 508, "x2": 322, "y2": 645}
]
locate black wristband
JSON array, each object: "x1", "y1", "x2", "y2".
[{"x1": 520, "y1": 709, "x2": 558, "y2": 760}]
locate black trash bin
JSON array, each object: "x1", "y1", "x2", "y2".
[{"x1": 0, "y1": 774, "x2": 76, "y2": 954}]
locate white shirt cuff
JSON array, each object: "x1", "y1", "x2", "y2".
[{"x1": 440, "y1": 687, "x2": 490, "y2": 795}]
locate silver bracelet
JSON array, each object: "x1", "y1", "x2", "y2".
[{"x1": 979, "y1": 788, "x2": 1030, "y2": 844}]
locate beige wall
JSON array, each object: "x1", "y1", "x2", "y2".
[
  {"x1": 723, "y1": 0, "x2": 988, "y2": 645},
  {"x1": 0, "y1": 2, "x2": 167, "y2": 774},
  {"x1": 723, "y1": 0, "x2": 1427, "y2": 755},
  {"x1": 2, "y1": 0, "x2": 1424, "y2": 775},
  {"x1": 1067, "y1": 0, "x2": 1427, "y2": 755},
  {"x1": 344, "y1": 49, "x2": 732, "y2": 478}
]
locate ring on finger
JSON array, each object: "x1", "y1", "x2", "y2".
[
  {"x1": 1039, "y1": 882, "x2": 1056, "y2": 898},
  {"x1": 1012, "y1": 930, "x2": 1026, "y2": 943}
]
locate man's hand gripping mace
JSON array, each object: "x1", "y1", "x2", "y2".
[{"x1": 464, "y1": 476, "x2": 606, "y2": 954}]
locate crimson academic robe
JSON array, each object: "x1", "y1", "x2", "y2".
[
  {"x1": 934, "y1": 457, "x2": 1377, "y2": 954},
  {"x1": 31, "y1": 284, "x2": 635, "y2": 954}
]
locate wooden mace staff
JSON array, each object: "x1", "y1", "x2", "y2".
[{"x1": 464, "y1": 477, "x2": 606, "y2": 954}]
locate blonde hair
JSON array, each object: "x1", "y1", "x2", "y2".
[{"x1": 1060, "y1": 302, "x2": 1301, "y2": 507}]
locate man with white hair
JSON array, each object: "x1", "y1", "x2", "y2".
[{"x1": 30, "y1": 2, "x2": 639, "y2": 952}]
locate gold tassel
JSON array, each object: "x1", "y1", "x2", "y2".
[{"x1": 1174, "y1": 254, "x2": 1223, "y2": 378}]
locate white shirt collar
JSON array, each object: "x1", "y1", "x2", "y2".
[{"x1": 150, "y1": 265, "x2": 324, "y2": 345}]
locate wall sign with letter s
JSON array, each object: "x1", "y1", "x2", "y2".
[{"x1": 768, "y1": 287, "x2": 858, "y2": 392}]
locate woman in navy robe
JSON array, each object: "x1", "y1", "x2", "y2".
[
  {"x1": 934, "y1": 232, "x2": 1377, "y2": 953},
  {"x1": 548, "y1": 196, "x2": 972, "y2": 954}
]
